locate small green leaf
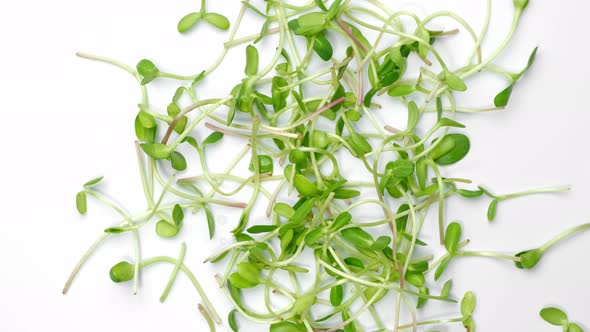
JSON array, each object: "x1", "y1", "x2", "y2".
[
  {"x1": 441, "y1": 279, "x2": 453, "y2": 297},
  {"x1": 169, "y1": 151, "x2": 187, "y2": 171},
  {"x1": 229, "y1": 273, "x2": 258, "y2": 289},
  {"x1": 487, "y1": 199, "x2": 498, "y2": 222},
  {"x1": 406, "y1": 101, "x2": 419, "y2": 131},
  {"x1": 431, "y1": 134, "x2": 471, "y2": 166},
  {"x1": 136, "y1": 59, "x2": 159, "y2": 85},
  {"x1": 294, "y1": 174, "x2": 321, "y2": 197},
  {"x1": 75, "y1": 191, "x2": 87, "y2": 215},
  {"x1": 202, "y1": 131, "x2": 224, "y2": 145},
  {"x1": 331, "y1": 212, "x2": 352, "y2": 231},
  {"x1": 84, "y1": 176, "x2": 104, "y2": 187},
  {"x1": 343, "y1": 257, "x2": 365, "y2": 272},
  {"x1": 245, "y1": 45, "x2": 259, "y2": 76},
  {"x1": 386, "y1": 160, "x2": 415, "y2": 178},
  {"x1": 370, "y1": 236, "x2": 391, "y2": 251},
  {"x1": 288, "y1": 12, "x2": 327, "y2": 36},
  {"x1": 205, "y1": 207, "x2": 215, "y2": 239},
  {"x1": 461, "y1": 291, "x2": 476, "y2": 318},
  {"x1": 457, "y1": 189, "x2": 484, "y2": 198},
  {"x1": 274, "y1": 203, "x2": 295, "y2": 218},
  {"x1": 443, "y1": 71, "x2": 467, "y2": 91},
  {"x1": 567, "y1": 323, "x2": 584, "y2": 332},
  {"x1": 494, "y1": 84, "x2": 514, "y2": 107},
  {"x1": 437, "y1": 117, "x2": 466, "y2": 128},
  {"x1": 104, "y1": 227, "x2": 125, "y2": 234},
  {"x1": 444, "y1": 222, "x2": 462, "y2": 254},
  {"x1": 156, "y1": 220, "x2": 180, "y2": 238},
  {"x1": 237, "y1": 262, "x2": 260, "y2": 284},
  {"x1": 172, "y1": 204, "x2": 184, "y2": 226},
  {"x1": 406, "y1": 272, "x2": 425, "y2": 288},
  {"x1": 178, "y1": 12, "x2": 202, "y2": 33},
  {"x1": 333, "y1": 188, "x2": 360, "y2": 199},
  {"x1": 388, "y1": 84, "x2": 416, "y2": 97},
  {"x1": 515, "y1": 249, "x2": 544, "y2": 269},
  {"x1": 228, "y1": 310, "x2": 239, "y2": 332},
  {"x1": 330, "y1": 285, "x2": 344, "y2": 306},
  {"x1": 249, "y1": 155, "x2": 273, "y2": 174},
  {"x1": 304, "y1": 228, "x2": 325, "y2": 246},
  {"x1": 270, "y1": 321, "x2": 306, "y2": 332},
  {"x1": 204, "y1": 12, "x2": 230, "y2": 30},
  {"x1": 434, "y1": 255, "x2": 452, "y2": 281},
  {"x1": 247, "y1": 225, "x2": 278, "y2": 234},
  {"x1": 141, "y1": 143, "x2": 172, "y2": 160},
  {"x1": 312, "y1": 33, "x2": 333, "y2": 61},
  {"x1": 417, "y1": 286, "x2": 429, "y2": 308},
  {"x1": 341, "y1": 227, "x2": 374, "y2": 248},
  {"x1": 109, "y1": 261, "x2": 135, "y2": 283},
  {"x1": 346, "y1": 133, "x2": 373, "y2": 156},
  {"x1": 539, "y1": 307, "x2": 568, "y2": 326}
]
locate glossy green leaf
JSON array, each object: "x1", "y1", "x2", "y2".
[
  {"x1": 294, "y1": 174, "x2": 321, "y2": 197},
  {"x1": 567, "y1": 323, "x2": 584, "y2": 332},
  {"x1": 156, "y1": 220, "x2": 180, "y2": 238},
  {"x1": 330, "y1": 285, "x2": 344, "y2": 306},
  {"x1": 434, "y1": 255, "x2": 452, "y2": 281},
  {"x1": 247, "y1": 225, "x2": 278, "y2": 234},
  {"x1": 515, "y1": 249, "x2": 544, "y2": 269},
  {"x1": 205, "y1": 206, "x2": 215, "y2": 239},
  {"x1": 169, "y1": 151, "x2": 187, "y2": 171},
  {"x1": 539, "y1": 307, "x2": 568, "y2": 326},
  {"x1": 172, "y1": 204, "x2": 184, "y2": 226},
  {"x1": 288, "y1": 12, "x2": 327, "y2": 36},
  {"x1": 304, "y1": 228, "x2": 325, "y2": 246},
  {"x1": 444, "y1": 71, "x2": 467, "y2": 91},
  {"x1": 444, "y1": 222, "x2": 461, "y2": 254},
  {"x1": 415, "y1": 287, "x2": 429, "y2": 309},
  {"x1": 141, "y1": 143, "x2": 172, "y2": 160},
  {"x1": 494, "y1": 84, "x2": 514, "y2": 107},
  {"x1": 370, "y1": 236, "x2": 391, "y2": 251},
  {"x1": 487, "y1": 199, "x2": 498, "y2": 222},
  {"x1": 84, "y1": 176, "x2": 104, "y2": 187},
  {"x1": 274, "y1": 203, "x2": 295, "y2": 219},
  {"x1": 386, "y1": 160, "x2": 415, "y2": 178},
  {"x1": 76, "y1": 191, "x2": 87, "y2": 215},
  {"x1": 388, "y1": 84, "x2": 415, "y2": 97},
  {"x1": 228, "y1": 310, "x2": 239, "y2": 332},
  {"x1": 202, "y1": 131, "x2": 224, "y2": 145},
  {"x1": 406, "y1": 271, "x2": 425, "y2": 287},
  {"x1": 249, "y1": 155, "x2": 273, "y2": 174},
  {"x1": 178, "y1": 12, "x2": 202, "y2": 33},
  {"x1": 341, "y1": 227, "x2": 374, "y2": 248},
  {"x1": 136, "y1": 59, "x2": 159, "y2": 85},
  {"x1": 229, "y1": 273, "x2": 258, "y2": 289},
  {"x1": 204, "y1": 12, "x2": 230, "y2": 30},
  {"x1": 109, "y1": 261, "x2": 135, "y2": 283},
  {"x1": 406, "y1": 101, "x2": 419, "y2": 131},
  {"x1": 333, "y1": 188, "x2": 360, "y2": 199},
  {"x1": 245, "y1": 45, "x2": 259, "y2": 76},
  {"x1": 331, "y1": 212, "x2": 352, "y2": 231},
  {"x1": 441, "y1": 279, "x2": 453, "y2": 297},
  {"x1": 457, "y1": 189, "x2": 484, "y2": 198},
  {"x1": 431, "y1": 134, "x2": 471, "y2": 165},
  {"x1": 312, "y1": 33, "x2": 333, "y2": 61}
]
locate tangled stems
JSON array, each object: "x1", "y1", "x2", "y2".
[{"x1": 66, "y1": 0, "x2": 590, "y2": 331}]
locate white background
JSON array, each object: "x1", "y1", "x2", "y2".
[{"x1": 0, "y1": 0, "x2": 589, "y2": 331}]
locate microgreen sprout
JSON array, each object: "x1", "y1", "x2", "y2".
[{"x1": 66, "y1": 0, "x2": 589, "y2": 331}]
